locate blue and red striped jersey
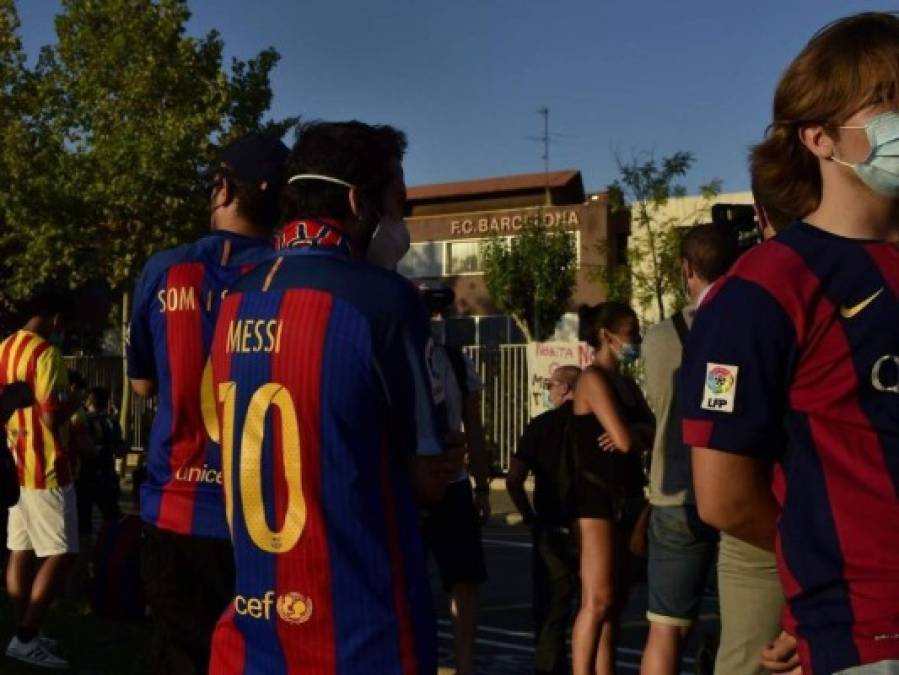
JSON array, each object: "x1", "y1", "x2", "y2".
[
  {"x1": 207, "y1": 223, "x2": 445, "y2": 675},
  {"x1": 127, "y1": 231, "x2": 273, "y2": 539},
  {"x1": 681, "y1": 222, "x2": 899, "y2": 675}
]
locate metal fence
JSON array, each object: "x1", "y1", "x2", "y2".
[
  {"x1": 65, "y1": 344, "x2": 532, "y2": 471},
  {"x1": 462, "y1": 344, "x2": 528, "y2": 471},
  {"x1": 63, "y1": 355, "x2": 155, "y2": 450}
]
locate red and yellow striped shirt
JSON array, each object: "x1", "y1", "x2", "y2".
[{"x1": 0, "y1": 331, "x2": 71, "y2": 489}]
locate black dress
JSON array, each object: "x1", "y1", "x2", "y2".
[{"x1": 572, "y1": 368, "x2": 651, "y2": 520}]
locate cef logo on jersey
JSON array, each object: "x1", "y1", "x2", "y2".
[
  {"x1": 701, "y1": 363, "x2": 739, "y2": 413},
  {"x1": 234, "y1": 590, "x2": 313, "y2": 625},
  {"x1": 276, "y1": 592, "x2": 313, "y2": 625}
]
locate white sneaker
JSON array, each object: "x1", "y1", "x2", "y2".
[
  {"x1": 6, "y1": 636, "x2": 69, "y2": 669},
  {"x1": 39, "y1": 634, "x2": 60, "y2": 653}
]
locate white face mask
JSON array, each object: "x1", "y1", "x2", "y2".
[
  {"x1": 367, "y1": 216, "x2": 410, "y2": 270},
  {"x1": 832, "y1": 112, "x2": 899, "y2": 197}
]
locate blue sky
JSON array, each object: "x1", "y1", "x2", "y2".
[{"x1": 14, "y1": 1, "x2": 898, "y2": 194}]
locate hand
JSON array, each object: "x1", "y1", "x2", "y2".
[
  {"x1": 474, "y1": 490, "x2": 491, "y2": 525},
  {"x1": 598, "y1": 432, "x2": 623, "y2": 453},
  {"x1": 760, "y1": 630, "x2": 802, "y2": 674}
]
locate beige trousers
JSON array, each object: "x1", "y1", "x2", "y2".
[{"x1": 714, "y1": 533, "x2": 784, "y2": 675}]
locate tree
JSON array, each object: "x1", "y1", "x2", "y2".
[
  {"x1": 0, "y1": 0, "x2": 296, "y2": 429},
  {"x1": 607, "y1": 151, "x2": 721, "y2": 322},
  {"x1": 481, "y1": 216, "x2": 577, "y2": 342}
]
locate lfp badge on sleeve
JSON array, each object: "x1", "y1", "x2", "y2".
[{"x1": 701, "y1": 362, "x2": 739, "y2": 413}]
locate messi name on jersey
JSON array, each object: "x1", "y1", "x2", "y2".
[{"x1": 225, "y1": 319, "x2": 284, "y2": 354}]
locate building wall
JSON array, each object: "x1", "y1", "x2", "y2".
[
  {"x1": 401, "y1": 198, "x2": 624, "y2": 321},
  {"x1": 628, "y1": 190, "x2": 753, "y2": 326}
]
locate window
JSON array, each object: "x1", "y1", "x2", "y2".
[
  {"x1": 446, "y1": 241, "x2": 484, "y2": 275},
  {"x1": 398, "y1": 242, "x2": 443, "y2": 278}
]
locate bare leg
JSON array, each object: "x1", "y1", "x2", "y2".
[
  {"x1": 596, "y1": 619, "x2": 617, "y2": 675},
  {"x1": 571, "y1": 518, "x2": 616, "y2": 675},
  {"x1": 641, "y1": 623, "x2": 689, "y2": 675},
  {"x1": 449, "y1": 582, "x2": 479, "y2": 675},
  {"x1": 6, "y1": 550, "x2": 37, "y2": 627},
  {"x1": 21, "y1": 553, "x2": 76, "y2": 632}
]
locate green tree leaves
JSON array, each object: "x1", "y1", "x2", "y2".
[
  {"x1": 607, "y1": 152, "x2": 720, "y2": 321},
  {"x1": 0, "y1": 0, "x2": 295, "y2": 302},
  {"x1": 481, "y1": 215, "x2": 577, "y2": 342}
]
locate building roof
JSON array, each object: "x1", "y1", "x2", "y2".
[{"x1": 407, "y1": 169, "x2": 582, "y2": 202}]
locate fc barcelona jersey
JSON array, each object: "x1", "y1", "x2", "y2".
[
  {"x1": 207, "y1": 227, "x2": 445, "y2": 675},
  {"x1": 127, "y1": 231, "x2": 273, "y2": 538},
  {"x1": 681, "y1": 222, "x2": 899, "y2": 674}
]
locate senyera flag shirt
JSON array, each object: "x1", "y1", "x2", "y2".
[
  {"x1": 0, "y1": 331, "x2": 71, "y2": 488},
  {"x1": 128, "y1": 231, "x2": 273, "y2": 539},
  {"x1": 681, "y1": 222, "x2": 899, "y2": 675},
  {"x1": 207, "y1": 219, "x2": 446, "y2": 675}
]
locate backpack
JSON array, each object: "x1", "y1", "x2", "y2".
[{"x1": 672, "y1": 309, "x2": 690, "y2": 346}]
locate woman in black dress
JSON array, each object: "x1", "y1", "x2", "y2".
[{"x1": 570, "y1": 302, "x2": 654, "y2": 675}]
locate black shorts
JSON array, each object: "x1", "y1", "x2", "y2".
[
  {"x1": 141, "y1": 524, "x2": 235, "y2": 675},
  {"x1": 422, "y1": 480, "x2": 487, "y2": 592},
  {"x1": 573, "y1": 476, "x2": 617, "y2": 520}
]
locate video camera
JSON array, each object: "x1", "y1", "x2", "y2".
[{"x1": 711, "y1": 203, "x2": 761, "y2": 253}]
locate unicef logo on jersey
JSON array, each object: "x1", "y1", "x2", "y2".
[{"x1": 175, "y1": 464, "x2": 223, "y2": 485}]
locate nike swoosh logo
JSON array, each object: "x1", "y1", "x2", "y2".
[{"x1": 840, "y1": 288, "x2": 885, "y2": 319}]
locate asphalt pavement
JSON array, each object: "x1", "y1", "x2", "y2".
[{"x1": 432, "y1": 485, "x2": 720, "y2": 675}]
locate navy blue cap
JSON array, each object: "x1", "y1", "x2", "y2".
[{"x1": 217, "y1": 133, "x2": 290, "y2": 189}]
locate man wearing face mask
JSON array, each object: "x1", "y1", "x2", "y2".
[
  {"x1": 1, "y1": 290, "x2": 84, "y2": 669},
  {"x1": 685, "y1": 13, "x2": 899, "y2": 674},
  {"x1": 206, "y1": 121, "x2": 461, "y2": 675},
  {"x1": 507, "y1": 366, "x2": 581, "y2": 675},
  {"x1": 127, "y1": 133, "x2": 288, "y2": 675},
  {"x1": 419, "y1": 284, "x2": 490, "y2": 675},
  {"x1": 638, "y1": 225, "x2": 737, "y2": 675}
]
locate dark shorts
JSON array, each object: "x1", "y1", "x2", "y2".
[
  {"x1": 573, "y1": 476, "x2": 616, "y2": 520},
  {"x1": 142, "y1": 524, "x2": 235, "y2": 675},
  {"x1": 422, "y1": 479, "x2": 487, "y2": 592},
  {"x1": 646, "y1": 505, "x2": 719, "y2": 627}
]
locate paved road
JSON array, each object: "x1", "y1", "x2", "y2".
[{"x1": 432, "y1": 518, "x2": 720, "y2": 675}]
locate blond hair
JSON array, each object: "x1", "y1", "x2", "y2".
[{"x1": 751, "y1": 12, "x2": 899, "y2": 218}]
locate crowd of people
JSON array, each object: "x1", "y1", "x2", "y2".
[
  {"x1": 0, "y1": 9, "x2": 896, "y2": 675},
  {"x1": 511, "y1": 12, "x2": 899, "y2": 675}
]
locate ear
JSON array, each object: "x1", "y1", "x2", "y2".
[
  {"x1": 756, "y1": 205, "x2": 773, "y2": 236},
  {"x1": 682, "y1": 258, "x2": 694, "y2": 280},
  {"x1": 215, "y1": 178, "x2": 235, "y2": 208},
  {"x1": 348, "y1": 187, "x2": 364, "y2": 221},
  {"x1": 798, "y1": 123, "x2": 836, "y2": 160}
]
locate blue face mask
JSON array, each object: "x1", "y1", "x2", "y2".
[
  {"x1": 832, "y1": 111, "x2": 899, "y2": 197},
  {"x1": 611, "y1": 336, "x2": 641, "y2": 364}
]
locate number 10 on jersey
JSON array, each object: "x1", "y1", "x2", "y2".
[{"x1": 216, "y1": 381, "x2": 307, "y2": 554}]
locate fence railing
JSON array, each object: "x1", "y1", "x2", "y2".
[
  {"x1": 462, "y1": 345, "x2": 528, "y2": 471},
  {"x1": 66, "y1": 344, "x2": 532, "y2": 472},
  {"x1": 62, "y1": 356, "x2": 155, "y2": 450}
]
